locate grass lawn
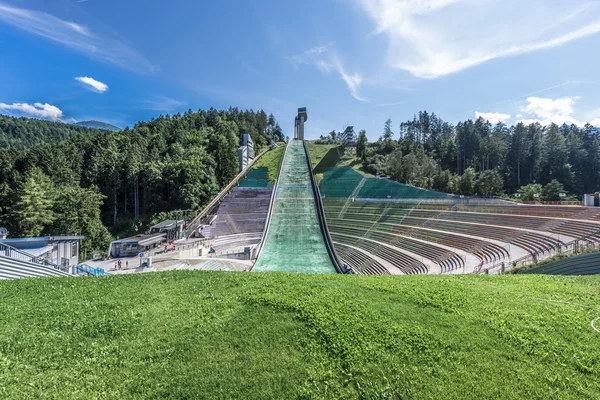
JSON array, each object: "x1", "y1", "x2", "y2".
[
  {"x1": 306, "y1": 143, "x2": 341, "y2": 172},
  {"x1": 339, "y1": 156, "x2": 376, "y2": 177},
  {"x1": 0, "y1": 272, "x2": 599, "y2": 399},
  {"x1": 252, "y1": 143, "x2": 285, "y2": 183}
]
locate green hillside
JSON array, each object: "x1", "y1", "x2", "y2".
[
  {"x1": 1, "y1": 272, "x2": 598, "y2": 399},
  {"x1": 250, "y1": 142, "x2": 285, "y2": 184},
  {"x1": 73, "y1": 120, "x2": 121, "y2": 131}
]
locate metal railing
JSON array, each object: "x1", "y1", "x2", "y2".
[
  {"x1": 253, "y1": 141, "x2": 288, "y2": 266},
  {"x1": 76, "y1": 264, "x2": 106, "y2": 276},
  {"x1": 303, "y1": 140, "x2": 345, "y2": 274},
  {"x1": 0, "y1": 242, "x2": 65, "y2": 272},
  {"x1": 479, "y1": 226, "x2": 600, "y2": 274},
  {"x1": 184, "y1": 147, "x2": 270, "y2": 238}
]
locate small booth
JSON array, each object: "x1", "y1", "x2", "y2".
[{"x1": 584, "y1": 193, "x2": 600, "y2": 207}]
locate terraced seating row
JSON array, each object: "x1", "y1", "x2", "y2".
[
  {"x1": 333, "y1": 242, "x2": 390, "y2": 275},
  {"x1": 212, "y1": 233, "x2": 262, "y2": 252},
  {"x1": 394, "y1": 216, "x2": 559, "y2": 254},
  {"x1": 408, "y1": 210, "x2": 600, "y2": 240},
  {"x1": 329, "y1": 203, "x2": 561, "y2": 255},
  {"x1": 0, "y1": 255, "x2": 71, "y2": 280},
  {"x1": 330, "y1": 232, "x2": 427, "y2": 274},
  {"x1": 324, "y1": 200, "x2": 562, "y2": 259},
  {"x1": 449, "y1": 204, "x2": 600, "y2": 221},
  {"x1": 328, "y1": 212, "x2": 508, "y2": 264},
  {"x1": 521, "y1": 252, "x2": 600, "y2": 275},
  {"x1": 329, "y1": 222, "x2": 464, "y2": 272},
  {"x1": 204, "y1": 187, "x2": 271, "y2": 240}
]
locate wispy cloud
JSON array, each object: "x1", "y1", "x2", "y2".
[
  {"x1": 359, "y1": 0, "x2": 600, "y2": 79},
  {"x1": 0, "y1": 102, "x2": 63, "y2": 120},
  {"x1": 0, "y1": 3, "x2": 155, "y2": 73},
  {"x1": 475, "y1": 111, "x2": 511, "y2": 124},
  {"x1": 140, "y1": 96, "x2": 186, "y2": 112},
  {"x1": 373, "y1": 100, "x2": 409, "y2": 107},
  {"x1": 316, "y1": 59, "x2": 366, "y2": 102},
  {"x1": 486, "y1": 81, "x2": 581, "y2": 108},
  {"x1": 75, "y1": 76, "x2": 108, "y2": 93},
  {"x1": 287, "y1": 42, "x2": 335, "y2": 68},
  {"x1": 287, "y1": 43, "x2": 366, "y2": 101}
]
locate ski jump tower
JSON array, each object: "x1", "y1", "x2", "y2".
[{"x1": 294, "y1": 107, "x2": 308, "y2": 140}]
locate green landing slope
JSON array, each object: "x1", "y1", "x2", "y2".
[{"x1": 253, "y1": 141, "x2": 336, "y2": 273}]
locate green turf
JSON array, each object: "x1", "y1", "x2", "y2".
[
  {"x1": 306, "y1": 142, "x2": 342, "y2": 173},
  {"x1": 250, "y1": 143, "x2": 285, "y2": 184},
  {"x1": 238, "y1": 167, "x2": 272, "y2": 188},
  {"x1": 0, "y1": 272, "x2": 598, "y2": 399}
]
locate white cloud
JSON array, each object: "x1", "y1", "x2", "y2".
[
  {"x1": 522, "y1": 96, "x2": 578, "y2": 119},
  {"x1": 358, "y1": 0, "x2": 600, "y2": 78},
  {"x1": 516, "y1": 114, "x2": 523, "y2": 118},
  {"x1": 288, "y1": 44, "x2": 365, "y2": 101},
  {"x1": 0, "y1": 102, "x2": 63, "y2": 120},
  {"x1": 0, "y1": 3, "x2": 155, "y2": 73},
  {"x1": 475, "y1": 112, "x2": 511, "y2": 124},
  {"x1": 140, "y1": 96, "x2": 186, "y2": 112},
  {"x1": 75, "y1": 76, "x2": 108, "y2": 92},
  {"x1": 589, "y1": 118, "x2": 600, "y2": 127},
  {"x1": 317, "y1": 59, "x2": 366, "y2": 102},
  {"x1": 518, "y1": 96, "x2": 587, "y2": 126},
  {"x1": 287, "y1": 42, "x2": 335, "y2": 68}
]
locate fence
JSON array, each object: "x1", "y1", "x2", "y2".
[
  {"x1": 184, "y1": 147, "x2": 270, "y2": 238},
  {"x1": 0, "y1": 242, "x2": 66, "y2": 272},
  {"x1": 479, "y1": 227, "x2": 600, "y2": 274},
  {"x1": 521, "y1": 201, "x2": 583, "y2": 206}
]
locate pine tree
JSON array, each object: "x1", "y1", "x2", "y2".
[
  {"x1": 12, "y1": 170, "x2": 55, "y2": 237},
  {"x1": 356, "y1": 130, "x2": 368, "y2": 161}
]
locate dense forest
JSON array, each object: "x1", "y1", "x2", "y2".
[
  {"x1": 348, "y1": 111, "x2": 600, "y2": 200},
  {"x1": 0, "y1": 109, "x2": 284, "y2": 257},
  {"x1": 0, "y1": 115, "x2": 112, "y2": 149}
]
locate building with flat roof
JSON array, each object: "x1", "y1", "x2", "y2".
[
  {"x1": 238, "y1": 133, "x2": 255, "y2": 172},
  {"x1": 150, "y1": 219, "x2": 185, "y2": 241},
  {"x1": 0, "y1": 236, "x2": 84, "y2": 269},
  {"x1": 339, "y1": 126, "x2": 357, "y2": 147},
  {"x1": 108, "y1": 234, "x2": 166, "y2": 258},
  {"x1": 294, "y1": 107, "x2": 308, "y2": 140}
]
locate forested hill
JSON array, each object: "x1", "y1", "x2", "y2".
[
  {"x1": 0, "y1": 108, "x2": 284, "y2": 258},
  {"x1": 0, "y1": 114, "x2": 109, "y2": 149},
  {"x1": 74, "y1": 120, "x2": 121, "y2": 132},
  {"x1": 348, "y1": 112, "x2": 600, "y2": 199}
]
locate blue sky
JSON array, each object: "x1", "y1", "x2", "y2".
[{"x1": 1, "y1": 0, "x2": 600, "y2": 140}]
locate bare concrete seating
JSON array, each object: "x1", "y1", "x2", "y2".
[
  {"x1": 204, "y1": 187, "x2": 272, "y2": 240},
  {"x1": 521, "y1": 252, "x2": 600, "y2": 275},
  {"x1": 331, "y1": 232, "x2": 427, "y2": 274},
  {"x1": 333, "y1": 242, "x2": 390, "y2": 275}
]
